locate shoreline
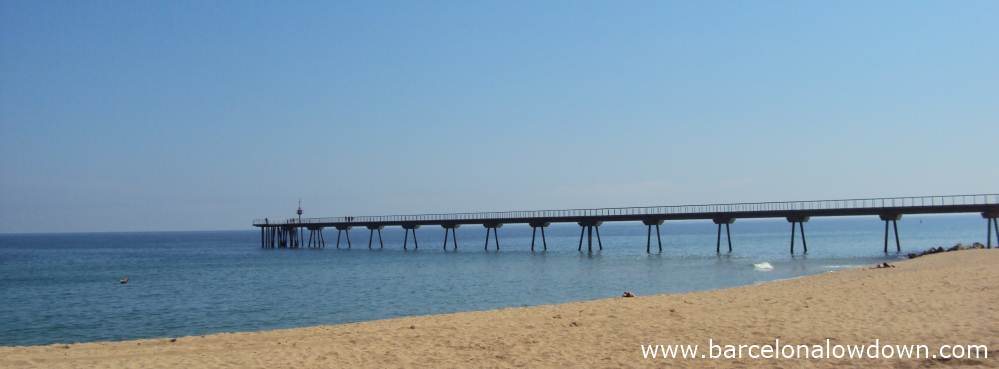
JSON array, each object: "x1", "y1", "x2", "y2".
[
  {"x1": 2, "y1": 256, "x2": 876, "y2": 348},
  {"x1": 3, "y1": 260, "x2": 857, "y2": 348},
  {"x1": 3, "y1": 249, "x2": 996, "y2": 368}
]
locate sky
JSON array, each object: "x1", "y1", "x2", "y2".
[{"x1": 1, "y1": 1, "x2": 997, "y2": 233}]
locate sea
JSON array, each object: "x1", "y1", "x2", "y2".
[{"x1": 0, "y1": 213, "x2": 990, "y2": 346}]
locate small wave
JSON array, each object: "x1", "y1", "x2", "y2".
[{"x1": 753, "y1": 262, "x2": 774, "y2": 271}]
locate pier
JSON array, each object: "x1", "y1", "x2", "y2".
[{"x1": 254, "y1": 194, "x2": 999, "y2": 254}]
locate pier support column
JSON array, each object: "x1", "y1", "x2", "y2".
[
  {"x1": 983, "y1": 211, "x2": 999, "y2": 249},
  {"x1": 335, "y1": 226, "x2": 352, "y2": 249},
  {"x1": 787, "y1": 215, "x2": 810, "y2": 255},
  {"x1": 483, "y1": 223, "x2": 502, "y2": 251},
  {"x1": 442, "y1": 224, "x2": 460, "y2": 251},
  {"x1": 366, "y1": 225, "x2": 384, "y2": 249},
  {"x1": 577, "y1": 220, "x2": 603, "y2": 254},
  {"x1": 402, "y1": 224, "x2": 420, "y2": 250},
  {"x1": 529, "y1": 222, "x2": 550, "y2": 252},
  {"x1": 596, "y1": 225, "x2": 603, "y2": 250},
  {"x1": 879, "y1": 214, "x2": 902, "y2": 253},
  {"x1": 713, "y1": 217, "x2": 735, "y2": 254},
  {"x1": 306, "y1": 227, "x2": 324, "y2": 249},
  {"x1": 315, "y1": 227, "x2": 324, "y2": 248},
  {"x1": 642, "y1": 219, "x2": 664, "y2": 253},
  {"x1": 588, "y1": 225, "x2": 593, "y2": 253}
]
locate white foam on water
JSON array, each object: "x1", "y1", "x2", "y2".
[{"x1": 753, "y1": 262, "x2": 774, "y2": 271}]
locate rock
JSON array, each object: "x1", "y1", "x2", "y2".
[
  {"x1": 919, "y1": 246, "x2": 945, "y2": 256},
  {"x1": 908, "y1": 243, "x2": 987, "y2": 259},
  {"x1": 169, "y1": 338, "x2": 177, "y2": 343}
]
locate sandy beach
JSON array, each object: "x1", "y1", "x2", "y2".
[{"x1": 2, "y1": 249, "x2": 996, "y2": 369}]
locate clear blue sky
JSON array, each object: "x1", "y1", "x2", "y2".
[{"x1": 1, "y1": 1, "x2": 997, "y2": 233}]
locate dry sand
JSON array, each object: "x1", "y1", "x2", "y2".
[{"x1": 2, "y1": 249, "x2": 997, "y2": 368}]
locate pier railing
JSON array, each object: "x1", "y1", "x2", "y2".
[{"x1": 253, "y1": 194, "x2": 999, "y2": 226}]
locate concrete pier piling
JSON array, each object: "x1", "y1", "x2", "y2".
[
  {"x1": 402, "y1": 224, "x2": 420, "y2": 250},
  {"x1": 366, "y1": 225, "x2": 384, "y2": 249},
  {"x1": 483, "y1": 223, "x2": 502, "y2": 251},
  {"x1": 879, "y1": 214, "x2": 902, "y2": 253},
  {"x1": 712, "y1": 217, "x2": 735, "y2": 254},
  {"x1": 787, "y1": 215, "x2": 810, "y2": 255},
  {"x1": 983, "y1": 211, "x2": 999, "y2": 248},
  {"x1": 641, "y1": 219, "x2": 664, "y2": 253},
  {"x1": 442, "y1": 224, "x2": 459, "y2": 251},
  {"x1": 576, "y1": 220, "x2": 603, "y2": 253},
  {"x1": 528, "y1": 221, "x2": 550, "y2": 252},
  {"x1": 335, "y1": 225, "x2": 352, "y2": 249}
]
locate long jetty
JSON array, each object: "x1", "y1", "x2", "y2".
[{"x1": 253, "y1": 194, "x2": 999, "y2": 254}]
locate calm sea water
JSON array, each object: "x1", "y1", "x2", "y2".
[{"x1": 0, "y1": 214, "x2": 991, "y2": 346}]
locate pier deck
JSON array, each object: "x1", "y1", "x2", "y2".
[{"x1": 253, "y1": 194, "x2": 999, "y2": 253}]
